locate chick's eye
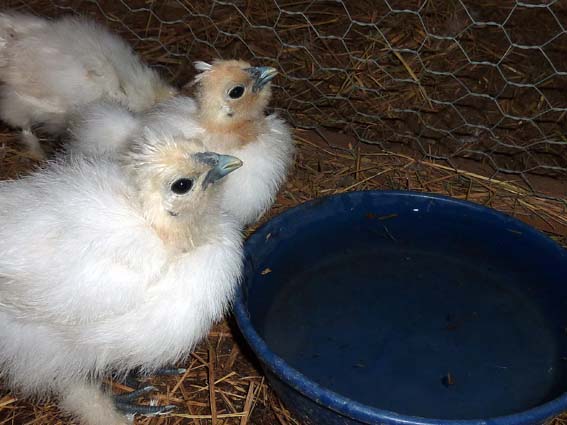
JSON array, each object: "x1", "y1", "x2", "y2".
[
  {"x1": 170, "y1": 178, "x2": 193, "y2": 195},
  {"x1": 228, "y1": 85, "x2": 245, "y2": 99}
]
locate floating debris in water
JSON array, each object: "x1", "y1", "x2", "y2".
[{"x1": 441, "y1": 373, "x2": 455, "y2": 388}]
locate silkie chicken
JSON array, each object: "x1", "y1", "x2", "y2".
[
  {"x1": 0, "y1": 127, "x2": 244, "y2": 424},
  {"x1": 0, "y1": 12, "x2": 176, "y2": 158},
  {"x1": 68, "y1": 59, "x2": 295, "y2": 228}
]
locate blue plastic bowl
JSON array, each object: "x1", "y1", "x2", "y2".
[{"x1": 234, "y1": 191, "x2": 567, "y2": 425}]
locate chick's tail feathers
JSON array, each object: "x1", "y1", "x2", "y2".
[{"x1": 67, "y1": 101, "x2": 140, "y2": 157}]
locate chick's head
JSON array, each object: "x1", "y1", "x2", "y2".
[
  {"x1": 193, "y1": 60, "x2": 277, "y2": 129},
  {"x1": 123, "y1": 129, "x2": 242, "y2": 225}
]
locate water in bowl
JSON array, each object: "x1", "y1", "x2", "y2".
[{"x1": 262, "y1": 246, "x2": 565, "y2": 419}]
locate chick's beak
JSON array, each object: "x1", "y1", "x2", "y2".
[
  {"x1": 246, "y1": 66, "x2": 278, "y2": 92},
  {"x1": 199, "y1": 153, "x2": 243, "y2": 188}
]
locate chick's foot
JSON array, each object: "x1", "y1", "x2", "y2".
[{"x1": 114, "y1": 385, "x2": 176, "y2": 417}]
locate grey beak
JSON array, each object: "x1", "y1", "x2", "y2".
[
  {"x1": 195, "y1": 152, "x2": 243, "y2": 188},
  {"x1": 245, "y1": 66, "x2": 278, "y2": 92}
]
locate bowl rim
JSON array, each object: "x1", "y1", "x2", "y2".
[{"x1": 233, "y1": 190, "x2": 567, "y2": 425}]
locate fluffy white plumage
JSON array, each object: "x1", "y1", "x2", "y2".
[
  {"x1": 67, "y1": 101, "x2": 141, "y2": 157},
  {"x1": 0, "y1": 129, "x2": 243, "y2": 424},
  {"x1": 70, "y1": 59, "x2": 295, "y2": 227},
  {"x1": 0, "y1": 12, "x2": 176, "y2": 158},
  {"x1": 147, "y1": 97, "x2": 294, "y2": 227}
]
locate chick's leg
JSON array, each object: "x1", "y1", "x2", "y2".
[
  {"x1": 122, "y1": 366, "x2": 186, "y2": 388},
  {"x1": 60, "y1": 382, "x2": 131, "y2": 425},
  {"x1": 21, "y1": 128, "x2": 45, "y2": 160}
]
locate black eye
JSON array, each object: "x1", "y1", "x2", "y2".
[
  {"x1": 228, "y1": 85, "x2": 245, "y2": 99},
  {"x1": 170, "y1": 178, "x2": 193, "y2": 195}
]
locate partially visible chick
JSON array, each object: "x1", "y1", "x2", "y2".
[
  {"x1": 0, "y1": 129, "x2": 243, "y2": 425},
  {"x1": 0, "y1": 12, "x2": 176, "y2": 158},
  {"x1": 70, "y1": 59, "x2": 294, "y2": 227}
]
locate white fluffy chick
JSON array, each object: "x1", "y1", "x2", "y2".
[
  {"x1": 0, "y1": 12, "x2": 176, "y2": 158},
  {"x1": 0, "y1": 129, "x2": 243, "y2": 425},
  {"x1": 69, "y1": 59, "x2": 295, "y2": 228}
]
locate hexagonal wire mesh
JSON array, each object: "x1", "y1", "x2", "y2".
[{"x1": 8, "y1": 0, "x2": 567, "y2": 204}]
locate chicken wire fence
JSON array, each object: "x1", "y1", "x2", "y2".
[{"x1": 10, "y1": 0, "x2": 567, "y2": 200}]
